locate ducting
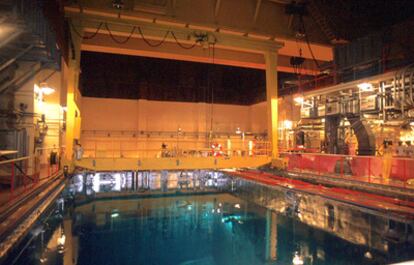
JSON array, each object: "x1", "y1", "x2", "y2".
[{"x1": 347, "y1": 115, "x2": 376, "y2": 156}]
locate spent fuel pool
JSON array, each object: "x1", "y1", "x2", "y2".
[{"x1": 5, "y1": 171, "x2": 414, "y2": 265}]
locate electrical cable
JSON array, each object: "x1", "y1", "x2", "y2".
[
  {"x1": 137, "y1": 27, "x2": 170, "y2": 47},
  {"x1": 170, "y1": 31, "x2": 197, "y2": 50},
  {"x1": 69, "y1": 20, "x2": 199, "y2": 50},
  {"x1": 206, "y1": 44, "x2": 211, "y2": 139},
  {"x1": 299, "y1": 16, "x2": 321, "y2": 70},
  {"x1": 105, "y1": 23, "x2": 136, "y2": 44},
  {"x1": 210, "y1": 43, "x2": 216, "y2": 134},
  {"x1": 69, "y1": 20, "x2": 103, "y2": 40}
]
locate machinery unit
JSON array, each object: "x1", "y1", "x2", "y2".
[
  {"x1": 297, "y1": 66, "x2": 414, "y2": 155},
  {"x1": 326, "y1": 102, "x2": 340, "y2": 115}
]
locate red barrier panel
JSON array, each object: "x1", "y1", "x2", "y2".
[{"x1": 282, "y1": 152, "x2": 414, "y2": 185}]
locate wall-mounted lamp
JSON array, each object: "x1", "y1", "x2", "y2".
[
  {"x1": 35, "y1": 82, "x2": 55, "y2": 101},
  {"x1": 39, "y1": 82, "x2": 55, "y2": 95},
  {"x1": 294, "y1": 96, "x2": 313, "y2": 107},
  {"x1": 35, "y1": 70, "x2": 57, "y2": 101},
  {"x1": 294, "y1": 96, "x2": 304, "y2": 105}
]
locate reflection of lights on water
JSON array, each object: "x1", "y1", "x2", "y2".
[
  {"x1": 212, "y1": 209, "x2": 215, "y2": 213},
  {"x1": 111, "y1": 212, "x2": 119, "y2": 218},
  {"x1": 292, "y1": 252, "x2": 304, "y2": 265},
  {"x1": 187, "y1": 205, "x2": 192, "y2": 211},
  {"x1": 364, "y1": 251, "x2": 373, "y2": 259},
  {"x1": 111, "y1": 209, "x2": 119, "y2": 218},
  {"x1": 217, "y1": 208, "x2": 221, "y2": 213},
  {"x1": 234, "y1": 203, "x2": 240, "y2": 209},
  {"x1": 221, "y1": 215, "x2": 243, "y2": 225}
]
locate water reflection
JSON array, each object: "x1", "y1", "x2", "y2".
[
  {"x1": 6, "y1": 172, "x2": 414, "y2": 265},
  {"x1": 70, "y1": 171, "x2": 230, "y2": 196}
]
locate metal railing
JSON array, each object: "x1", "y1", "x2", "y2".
[
  {"x1": 280, "y1": 152, "x2": 414, "y2": 189},
  {"x1": 0, "y1": 147, "x2": 64, "y2": 205},
  {"x1": 80, "y1": 139, "x2": 271, "y2": 159}
]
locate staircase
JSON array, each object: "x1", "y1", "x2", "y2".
[{"x1": 0, "y1": 0, "x2": 61, "y2": 96}]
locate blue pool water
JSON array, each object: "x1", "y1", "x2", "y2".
[{"x1": 6, "y1": 171, "x2": 414, "y2": 265}]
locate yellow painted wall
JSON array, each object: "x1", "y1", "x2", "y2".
[
  {"x1": 249, "y1": 101, "x2": 267, "y2": 134},
  {"x1": 81, "y1": 97, "x2": 254, "y2": 133},
  {"x1": 80, "y1": 97, "x2": 266, "y2": 157}
]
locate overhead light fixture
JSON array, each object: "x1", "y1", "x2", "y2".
[
  {"x1": 357, "y1": 82, "x2": 373, "y2": 91},
  {"x1": 235, "y1": 127, "x2": 242, "y2": 134}
]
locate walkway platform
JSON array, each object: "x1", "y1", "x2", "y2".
[
  {"x1": 226, "y1": 170, "x2": 414, "y2": 219},
  {"x1": 74, "y1": 156, "x2": 271, "y2": 171}
]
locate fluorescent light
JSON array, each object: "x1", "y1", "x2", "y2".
[{"x1": 357, "y1": 82, "x2": 373, "y2": 91}]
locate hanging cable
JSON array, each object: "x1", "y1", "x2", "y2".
[
  {"x1": 69, "y1": 19, "x2": 199, "y2": 50},
  {"x1": 210, "y1": 43, "x2": 216, "y2": 134},
  {"x1": 206, "y1": 44, "x2": 211, "y2": 140},
  {"x1": 170, "y1": 31, "x2": 197, "y2": 50},
  {"x1": 69, "y1": 20, "x2": 103, "y2": 40},
  {"x1": 105, "y1": 23, "x2": 136, "y2": 44},
  {"x1": 299, "y1": 16, "x2": 321, "y2": 70},
  {"x1": 137, "y1": 27, "x2": 170, "y2": 47}
]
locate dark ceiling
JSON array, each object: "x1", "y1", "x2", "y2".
[
  {"x1": 313, "y1": 0, "x2": 414, "y2": 40},
  {"x1": 79, "y1": 1, "x2": 414, "y2": 105},
  {"x1": 80, "y1": 51, "x2": 282, "y2": 105}
]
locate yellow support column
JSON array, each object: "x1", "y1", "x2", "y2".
[
  {"x1": 265, "y1": 51, "x2": 287, "y2": 169},
  {"x1": 265, "y1": 51, "x2": 279, "y2": 158},
  {"x1": 65, "y1": 19, "x2": 82, "y2": 163}
]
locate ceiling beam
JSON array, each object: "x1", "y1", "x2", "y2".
[
  {"x1": 65, "y1": 6, "x2": 332, "y2": 62},
  {"x1": 81, "y1": 33, "x2": 320, "y2": 75},
  {"x1": 68, "y1": 13, "x2": 282, "y2": 55}
]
